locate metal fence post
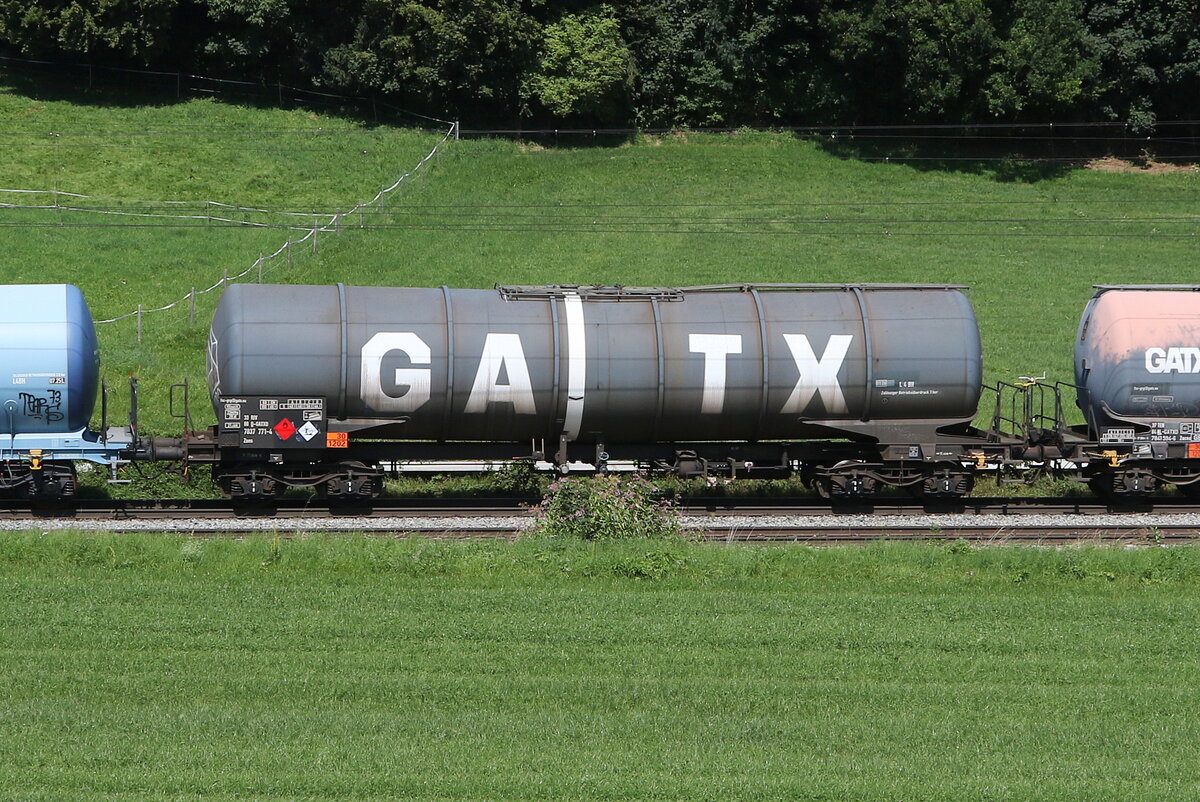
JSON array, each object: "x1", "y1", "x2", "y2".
[
  {"x1": 189, "y1": 288, "x2": 195, "y2": 324},
  {"x1": 258, "y1": 253, "x2": 264, "y2": 282},
  {"x1": 136, "y1": 305, "x2": 142, "y2": 343}
]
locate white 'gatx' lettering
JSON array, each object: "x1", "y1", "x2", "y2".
[
  {"x1": 689, "y1": 334, "x2": 743, "y2": 414},
  {"x1": 1146, "y1": 347, "x2": 1200, "y2": 374},
  {"x1": 360, "y1": 332, "x2": 431, "y2": 412},
  {"x1": 781, "y1": 334, "x2": 853, "y2": 415},
  {"x1": 465, "y1": 333, "x2": 537, "y2": 414}
]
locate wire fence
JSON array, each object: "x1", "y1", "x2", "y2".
[
  {"x1": 0, "y1": 53, "x2": 460, "y2": 342},
  {"x1": 0, "y1": 191, "x2": 350, "y2": 228},
  {"x1": 80, "y1": 120, "x2": 456, "y2": 338}
]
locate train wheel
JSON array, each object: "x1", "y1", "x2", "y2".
[
  {"x1": 11, "y1": 462, "x2": 77, "y2": 499},
  {"x1": 34, "y1": 463, "x2": 78, "y2": 499},
  {"x1": 315, "y1": 462, "x2": 383, "y2": 502},
  {"x1": 216, "y1": 466, "x2": 282, "y2": 500},
  {"x1": 1088, "y1": 470, "x2": 1156, "y2": 498},
  {"x1": 808, "y1": 462, "x2": 879, "y2": 499},
  {"x1": 916, "y1": 463, "x2": 975, "y2": 499}
]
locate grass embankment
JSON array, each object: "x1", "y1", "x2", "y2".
[
  {"x1": 0, "y1": 81, "x2": 446, "y2": 430},
  {"x1": 1, "y1": 78, "x2": 1198, "y2": 498},
  {"x1": 1, "y1": 533, "x2": 1198, "y2": 800}
]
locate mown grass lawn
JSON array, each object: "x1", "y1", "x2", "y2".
[{"x1": 1, "y1": 533, "x2": 1198, "y2": 800}]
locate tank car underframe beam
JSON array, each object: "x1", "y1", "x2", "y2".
[{"x1": 184, "y1": 432, "x2": 1027, "y2": 499}]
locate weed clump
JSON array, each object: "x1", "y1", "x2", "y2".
[{"x1": 529, "y1": 474, "x2": 681, "y2": 540}]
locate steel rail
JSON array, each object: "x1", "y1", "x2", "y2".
[
  {"x1": 0, "y1": 495, "x2": 1195, "y2": 520},
  {"x1": 19, "y1": 525, "x2": 1190, "y2": 546}
]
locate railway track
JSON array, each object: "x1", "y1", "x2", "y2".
[
  {"x1": 0, "y1": 496, "x2": 1196, "y2": 544},
  {"x1": 0, "y1": 494, "x2": 1191, "y2": 519}
]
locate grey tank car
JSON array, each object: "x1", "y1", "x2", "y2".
[
  {"x1": 207, "y1": 282, "x2": 981, "y2": 444},
  {"x1": 198, "y1": 282, "x2": 993, "y2": 499},
  {"x1": 1071, "y1": 286, "x2": 1200, "y2": 495}
]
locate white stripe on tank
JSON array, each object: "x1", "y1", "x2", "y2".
[{"x1": 562, "y1": 293, "x2": 586, "y2": 441}]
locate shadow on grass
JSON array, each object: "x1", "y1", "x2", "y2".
[
  {"x1": 0, "y1": 64, "x2": 408, "y2": 129},
  {"x1": 813, "y1": 135, "x2": 1080, "y2": 183}
]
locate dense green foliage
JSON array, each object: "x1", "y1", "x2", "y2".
[
  {"x1": 2, "y1": 533, "x2": 1199, "y2": 799},
  {"x1": 530, "y1": 475, "x2": 681, "y2": 541},
  {"x1": 2, "y1": 0, "x2": 1199, "y2": 128}
]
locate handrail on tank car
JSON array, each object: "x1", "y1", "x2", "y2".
[
  {"x1": 495, "y1": 283, "x2": 970, "y2": 301},
  {"x1": 1025, "y1": 381, "x2": 1066, "y2": 444},
  {"x1": 169, "y1": 379, "x2": 194, "y2": 435},
  {"x1": 681, "y1": 283, "x2": 969, "y2": 292},
  {"x1": 988, "y1": 380, "x2": 1028, "y2": 441},
  {"x1": 1093, "y1": 284, "x2": 1200, "y2": 291},
  {"x1": 987, "y1": 379, "x2": 1063, "y2": 444},
  {"x1": 988, "y1": 377, "x2": 1086, "y2": 448},
  {"x1": 496, "y1": 285, "x2": 684, "y2": 301}
]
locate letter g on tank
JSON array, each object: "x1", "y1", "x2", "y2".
[{"x1": 360, "y1": 332, "x2": 432, "y2": 412}]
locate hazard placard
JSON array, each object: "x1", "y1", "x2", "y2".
[
  {"x1": 326, "y1": 432, "x2": 349, "y2": 448},
  {"x1": 218, "y1": 396, "x2": 326, "y2": 449}
]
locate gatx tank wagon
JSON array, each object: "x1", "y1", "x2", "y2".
[{"x1": 4, "y1": 281, "x2": 1200, "y2": 502}]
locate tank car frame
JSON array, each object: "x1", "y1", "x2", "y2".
[{"x1": 182, "y1": 281, "x2": 1007, "y2": 501}]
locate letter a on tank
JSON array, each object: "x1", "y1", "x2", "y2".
[
  {"x1": 781, "y1": 334, "x2": 853, "y2": 415},
  {"x1": 465, "y1": 333, "x2": 537, "y2": 414}
]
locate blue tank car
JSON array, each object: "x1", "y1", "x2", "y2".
[{"x1": 0, "y1": 284, "x2": 131, "y2": 497}]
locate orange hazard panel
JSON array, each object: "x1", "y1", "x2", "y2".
[
  {"x1": 1188, "y1": 443, "x2": 1200, "y2": 459},
  {"x1": 326, "y1": 432, "x2": 349, "y2": 449}
]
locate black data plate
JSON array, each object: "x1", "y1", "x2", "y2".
[{"x1": 218, "y1": 396, "x2": 327, "y2": 448}]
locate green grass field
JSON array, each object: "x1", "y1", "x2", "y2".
[
  {"x1": 4, "y1": 80, "x2": 1200, "y2": 800},
  {"x1": 1, "y1": 533, "x2": 1199, "y2": 800}
]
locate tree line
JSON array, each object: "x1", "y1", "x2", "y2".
[{"x1": 1, "y1": 1, "x2": 1196, "y2": 130}]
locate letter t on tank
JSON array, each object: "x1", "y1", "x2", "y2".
[{"x1": 689, "y1": 334, "x2": 742, "y2": 413}]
